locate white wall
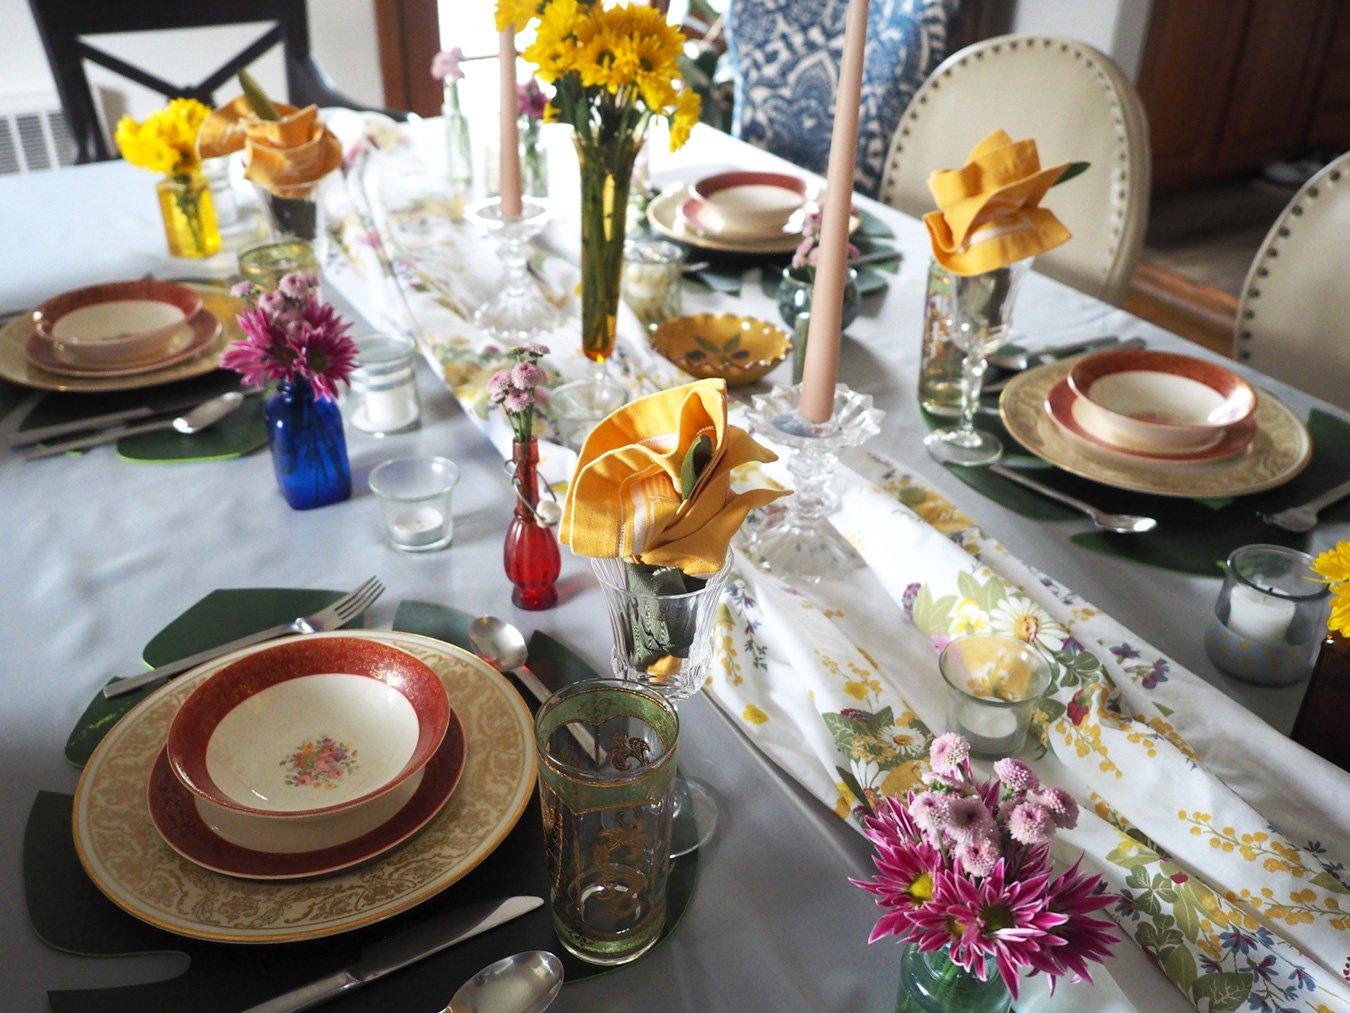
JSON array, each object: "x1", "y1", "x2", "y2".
[
  {"x1": 0, "y1": 0, "x2": 382, "y2": 114},
  {"x1": 1011, "y1": 0, "x2": 1153, "y2": 81}
]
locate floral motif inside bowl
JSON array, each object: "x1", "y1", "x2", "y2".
[{"x1": 651, "y1": 313, "x2": 791, "y2": 386}]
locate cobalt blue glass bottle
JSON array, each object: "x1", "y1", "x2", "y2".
[{"x1": 265, "y1": 380, "x2": 352, "y2": 510}]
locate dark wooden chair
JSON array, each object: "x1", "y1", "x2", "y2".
[{"x1": 27, "y1": 0, "x2": 402, "y2": 164}]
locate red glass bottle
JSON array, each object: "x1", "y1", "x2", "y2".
[{"x1": 504, "y1": 438, "x2": 560, "y2": 610}]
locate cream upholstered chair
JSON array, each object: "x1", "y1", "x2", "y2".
[
  {"x1": 878, "y1": 35, "x2": 1150, "y2": 306},
  {"x1": 1236, "y1": 152, "x2": 1350, "y2": 409}
]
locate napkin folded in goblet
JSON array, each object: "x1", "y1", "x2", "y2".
[
  {"x1": 923, "y1": 129, "x2": 1071, "y2": 275},
  {"x1": 197, "y1": 97, "x2": 341, "y2": 199},
  {"x1": 561, "y1": 378, "x2": 785, "y2": 577}
]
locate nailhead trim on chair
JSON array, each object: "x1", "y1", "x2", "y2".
[
  {"x1": 879, "y1": 35, "x2": 1140, "y2": 302},
  {"x1": 1236, "y1": 159, "x2": 1349, "y2": 363}
]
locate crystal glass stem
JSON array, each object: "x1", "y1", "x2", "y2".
[{"x1": 955, "y1": 347, "x2": 989, "y2": 445}]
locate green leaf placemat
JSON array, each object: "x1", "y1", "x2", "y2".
[
  {"x1": 15, "y1": 372, "x2": 267, "y2": 463},
  {"x1": 37, "y1": 596, "x2": 697, "y2": 1010},
  {"x1": 924, "y1": 407, "x2": 1350, "y2": 575},
  {"x1": 0, "y1": 376, "x2": 30, "y2": 425},
  {"x1": 65, "y1": 587, "x2": 348, "y2": 767}
]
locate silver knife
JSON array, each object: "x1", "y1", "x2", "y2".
[
  {"x1": 245, "y1": 896, "x2": 544, "y2": 1013},
  {"x1": 988, "y1": 333, "x2": 1122, "y2": 373}
]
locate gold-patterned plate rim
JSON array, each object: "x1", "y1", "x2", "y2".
[
  {"x1": 999, "y1": 357, "x2": 1312, "y2": 498},
  {"x1": 0, "y1": 284, "x2": 242, "y2": 393},
  {"x1": 72, "y1": 630, "x2": 537, "y2": 944}
]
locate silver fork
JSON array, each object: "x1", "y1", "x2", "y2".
[
  {"x1": 1261, "y1": 478, "x2": 1350, "y2": 533},
  {"x1": 103, "y1": 577, "x2": 385, "y2": 699}
]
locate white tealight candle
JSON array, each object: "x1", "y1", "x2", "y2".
[
  {"x1": 361, "y1": 385, "x2": 418, "y2": 433},
  {"x1": 1226, "y1": 583, "x2": 1296, "y2": 643},
  {"x1": 390, "y1": 506, "x2": 446, "y2": 548}
]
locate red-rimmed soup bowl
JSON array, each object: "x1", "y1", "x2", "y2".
[
  {"x1": 32, "y1": 279, "x2": 202, "y2": 369},
  {"x1": 1065, "y1": 348, "x2": 1257, "y2": 455},
  {"x1": 689, "y1": 170, "x2": 808, "y2": 236},
  {"x1": 167, "y1": 637, "x2": 450, "y2": 821}
]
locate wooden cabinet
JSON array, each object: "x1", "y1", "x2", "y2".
[{"x1": 1139, "y1": 0, "x2": 1348, "y2": 192}]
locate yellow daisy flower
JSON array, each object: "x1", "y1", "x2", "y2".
[
  {"x1": 668, "y1": 87, "x2": 700, "y2": 150},
  {"x1": 1330, "y1": 585, "x2": 1350, "y2": 638},
  {"x1": 495, "y1": 0, "x2": 541, "y2": 32},
  {"x1": 1313, "y1": 541, "x2": 1350, "y2": 585}
]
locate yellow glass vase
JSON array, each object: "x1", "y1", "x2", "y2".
[{"x1": 156, "y1": 171, "x2": 221, "y2": 258}]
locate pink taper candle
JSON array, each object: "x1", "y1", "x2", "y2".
[
  {"x1": 498, "y1": 27, "x2": 524, "y2": 219},
  {"x1": 798, "y1": 0, "x2": 869, "y2": 423}
]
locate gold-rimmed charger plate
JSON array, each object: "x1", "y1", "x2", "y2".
[
  {"x1": 72, "y1": 630, "x2": 537, "y2": 944},
  {"x1": 999, "y1": 357, "x2": 1312, "y2": 498},
  {"x1": 646, "y1": 186, "x2": 860, "y2": 255},
  {"x1": 0, "y1": 284, "x2": 241, "y2": 392}
]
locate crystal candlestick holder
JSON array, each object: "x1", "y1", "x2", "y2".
[
  {"x1": 468, "y1": 197, "x2": 558, "y2": 343},
  {"x1": 744, "y1": 383, "x2": 883, "y2": 584}
]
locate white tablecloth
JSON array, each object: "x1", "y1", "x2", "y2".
[{"x1": 0, "y1": 122, "x2": 1345, "y2": 1012}]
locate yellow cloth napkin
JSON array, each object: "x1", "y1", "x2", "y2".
[
  {"x1": 923, "y1": 129, "x2": 1071, "y2": 275},
  {"x1": 561, "y1": 379, "x2": 785, "y2": 576},
  {"x1": 196, "y1": 97, "x2": 341, "y2": 198}
]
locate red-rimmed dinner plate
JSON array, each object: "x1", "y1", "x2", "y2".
[
  {"x1": 684, "y1": 169, "x2": 808, "y2": 237},
  {"x1": 1046, "y1": 378, "x2": 1257, "y2": 463},
  {"x1": 167, "y1": 637, "x2": 450, "y2": 820},
  {"x1": 72, "y1": 630, "x2": 536, "y2": 944},
  {"x1": 25, "y1": 309, "x2": 220, "y2": 378},
  {"x1": 647, "y1": 186, "x2": 861, "y2": 255},
  {"x1": 999, "y1": 357, "x2": 1311, "y2": 499},
  {"x1": 148, "y1": 709, "x2": 467, "y2": 880},
  {"x1": 1065, "y1": 347, "x2": 1257, "y2": 455},
  {"x1": 32, "y1": 278, "x2": 203, "y2": 369}
]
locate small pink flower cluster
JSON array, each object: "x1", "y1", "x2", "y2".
[
  {"x1": 791, "y1": 200, "x2": 862, "y2": 271},
  {"x1": 430, "y1": 47, "x2": 465, "y2": 83},
  {"x1": 487, "y1": 343, "x2": 550, "y2": 442},
  {"x1": 518, "y1": 78, "x2": 549, "y2": 121},
  {"x1": 222, "y1": 274, "x2": 356, "y2": 400},
  {"x1": 852, "y1": 734, "x2": 1117, "y2": 999}
]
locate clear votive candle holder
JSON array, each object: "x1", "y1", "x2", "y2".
[
  {"x1": 237, "y1": 239, "x2": 317, "y2": 291},
  {"x1": 622, "y1": 238, "x2": 684, "y2": 332},
  {"x1": 368, "y1": 456, "x2": 459, "y2": 552},
  {"x1": 1204, "y1": 544, "x2": 1330, "y2": 686},
  {"x1": 939, "y1": 634, "x2": 1052, "y2": 757},
  {"x1": 548, "y1": 379, "x2": 629, "y2": 452},
  {"x1": 349, "y1": 333, "x2": 421, "y2": 436}
]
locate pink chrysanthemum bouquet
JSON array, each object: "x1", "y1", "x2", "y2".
[
  {"x1": 222, "y1": 274, "x2": 357, "y2": 400},
  {"x1": 852, "y1": 733, "x2": 1118, "y2": 999}
]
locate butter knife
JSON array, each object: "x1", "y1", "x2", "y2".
[{"x1": 245, "y1": 896, "x2": 543, "y2": 1013}]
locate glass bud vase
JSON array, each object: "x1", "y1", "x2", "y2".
[
  {"x1": 444, "y1": 81, "x2": 473, "y2": 193},
  {"x1": 522, "y1": 117, "x2": 548, "y2": 199},
  {"x1": 504, "y1": 438, "x2": 560, "y2": 610},
  {"x1": 777, "y1": 266, "x2": 860, "y2": 384},
  {"x1": 157, "y1": 170, "x2": 221, "y2": 258},
  {"x1": 575, "y1": 135, "x2": 641, "y2": 368},
  {"x1": 264, "y1": 381, "x2": 352, "y2": 510},
  {"x1": 897, "y1": 945, "x2": 1011, "y2": 1013}
]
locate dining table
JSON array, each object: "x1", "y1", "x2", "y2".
[{"x1": 2, "y1": 116, "x2": 1346, "y2": 1013}]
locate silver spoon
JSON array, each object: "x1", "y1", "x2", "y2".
[
  {"x1": 24, "y1": 391, "x2": 245, "y2": 460},
  {"x1": 469, "y1": 617, "x2": 598, "y2": 758},
  {"x1": 1261, "y1": 478, "x2": 1350, "y2": 533},
  {"x1": 989, "y1": 462, "x2": 1158, "y2": 534},
  {"x1": 442, "y1": 950, "x2": 563, "y2": 1013}
]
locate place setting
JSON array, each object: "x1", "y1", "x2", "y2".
[{"x1": 8, "y1": 1, "x2": 1350, "y2": 1011}]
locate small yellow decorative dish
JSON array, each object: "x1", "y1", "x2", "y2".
[{"x1": 651, "y1": 313, "x2": 791, "y2": 386}]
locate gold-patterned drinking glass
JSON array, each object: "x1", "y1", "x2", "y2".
[
  {"x1": 918, "y1": 257, "x2": 962, "y2": 417},
  {"x1": 237, "y1": 239, "x2": 318, "y2": 291},
  {"x1": 535, "y1": 679, "x2": 678, "y2": 966}
]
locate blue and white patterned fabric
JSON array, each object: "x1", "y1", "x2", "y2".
[{"x1": 726, "y1": 0, "x2": 959, "y2": 197}]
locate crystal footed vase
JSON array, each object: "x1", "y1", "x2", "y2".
[
  {"x1": 897, "y1": 945, "x2": 1012, "y2": 1013},
  {"x1": 264, "y1": 380, "x2": 352, "y2": 510},
  {"x1": 575, "y1": 135, "x2": 641, "y2": 367},
  {"x1": 504, "y1": 438, "x2": 560, "y2": 610}
]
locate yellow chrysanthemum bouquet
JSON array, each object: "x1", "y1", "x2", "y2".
[
  {"x1": 115, "y1": 98, "x2": 221, "y2": 258},
  {"x1": 1313, "y1": 541, "x2": 1350, "y2": 638},
  {"x1": 498, "y1": 0, "x2": 700, "y2": 363}
]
